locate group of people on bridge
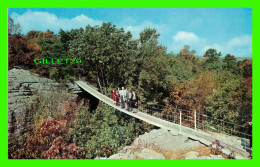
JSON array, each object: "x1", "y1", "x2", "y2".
[{"x1": 112, "y1": 87, "x2": 138, "y2": 112}]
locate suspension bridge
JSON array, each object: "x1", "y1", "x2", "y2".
[{"x1": 75, "y1": 80, "x2": 251, "y2": 159}]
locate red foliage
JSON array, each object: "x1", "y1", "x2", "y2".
[
  {"x1": 166, "y1": 71, "x2": 215, "y2": 112},
  {"x1": 33, "y1": 69, "x2": 50, "y2": 77},
  {"x1": 8, "y1": 34, "x2": 41, "y2": 70},
  {"x1": 8, "y1": 34, "x2": 27, "y2": 55},
  {"x1": 243, "y1": 76, "x2": 252, "y2": 96},
  {"x1": 19, "y1": 118, "x2": 68, "y2": 158},
  {"x1": 179, "y1": 45, "x2": 197, "y2": 63},
  {"x1": 8, "y1": 30, "x2": 56, "y2": 70},
  {"x1": 240, "y1": 59, "x2": 252, "y2": 78},
  {"x1": 11, "y1": 118, "x2": 86, "y2": 159},
  {"x1": 9, "y1": 99, "x2": 85, "y2": 159},
  {"x1": 60, "y1": 100, "x2": 79, "y2": 128},
  {"x1": 41, "y1": 136, "x2": 86, "y2": 159}
]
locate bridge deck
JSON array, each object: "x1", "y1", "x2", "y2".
[{"x1": 75, "y1": 81, "x2": 250, "y2": 159}]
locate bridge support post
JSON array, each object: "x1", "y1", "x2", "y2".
[
  {"x1": 179, "y1": 110, "x2": 182, "y2": 134},
  {"x1": 194, "y1": 110, "x2": 197, "y2": 131}
]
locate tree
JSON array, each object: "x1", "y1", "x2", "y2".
[
  {"x1": 179, "y1": 45, "x2": 198, "y2": 64},
  {"x1": 239, "y1": 59, "x2": 252, "y2": 78},
  {"x1": 129, "y1": 28, "x2": 168, "y2": 103},
  {"x1": 25, "y1": 30, "x2": 44, "y2": 40},
  {"x1": 137, "y1": 55, "x2": 169, "y2": 103},
  {"x1": 8, "y1": 17, "x2": 21, "y2": 35},
  {"x1": 58, "y1": 29, "x2": 72, "y2": 53},
  {"x1": 203, "y1": 49, "x2": 222, "y2": 70},
  {"x1": 165, "y1": 54, "x2": 199, "y2": 89},
  {"x1": 37, "y1": 36, "x2": 69, "y2": 79},
  {"x1": 186, "y1": 71, "x2": 216, "y2": 112},
  {"x1": 68, "y1": 22, "x2": 136, "y2": 90},
  {"x1": 8, "y1": 34, "x2": 40, "y2": 69},
  {"x1": 222, "y1": 54, "x2": 238, "y2": 74},
  {"x1": 205, "y1": 71, "x2": 251, "y2": 132},
  {"x1": 8, "y1": 34, "x2": 27, "y2": 55},
  {"x1": 165, "y1": 71, "x2": 215, "y2": 112}
]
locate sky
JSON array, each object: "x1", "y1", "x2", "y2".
[{"x1": 9, "y1": 8, "x2": 252, "y2": 57}]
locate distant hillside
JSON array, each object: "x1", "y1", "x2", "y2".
[
  {"x1": 236, "y1": 57, "x2": 252, "y2": 61},
  {"x1": 194, "y1": 55, "x2": 251, "y2": 62}
]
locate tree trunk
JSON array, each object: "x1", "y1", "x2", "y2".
[{"x1": 97, "y1": 75, "x2": 103, "y2": 94}]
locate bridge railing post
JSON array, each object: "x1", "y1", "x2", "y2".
[
  {"x1": 173, "y1": 108, "x2": 176, "y2": 124},
  {"x1": 194, "y1": 110, "x2": 197, "y2": 131},
  {"x1": 179, "y1": 109, "x2": 182, "y2": 134}
]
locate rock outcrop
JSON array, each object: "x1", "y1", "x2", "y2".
[
  {"x1": 8, "y1": 67, "x2": 80, "y2": 145},
  {"x1": 108, "y1": 129, "x2": 225, "y2": 159},
  {"x1": 184, "y1": 151, "x2": 224, "y2": 159}
]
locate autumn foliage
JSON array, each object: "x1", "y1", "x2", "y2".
[
  {"x1": 10, "y1": 118, "x2": 87, "y2": 159},
  {"x1": 9, "y1": 100, "x2": 86, "y2": 159}
]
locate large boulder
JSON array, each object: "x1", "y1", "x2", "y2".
[
  {"x1": 185, "y1": 151, "x2": 200, "y2": 159},
  {"x1": 184, "y1": 151, "x2": 225, "y2": 159},
  {"x1": 109, "y1": 153, "x2": 136, "y2": 159},
  {"x1": 109, "y1": 129, "x2": 206, "y2": 159},
  {"x1": 136, "y1": 148, "x2": 165, "y2": 159},
  {"x1": 133, "y1": 129, "x2": 202, "y2": 152}
]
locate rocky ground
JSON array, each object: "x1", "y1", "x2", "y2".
[{"x1": 100, "y1": 129, "x2": 226, "y2": 159}]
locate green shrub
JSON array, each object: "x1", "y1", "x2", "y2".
[{"x1": 72, "y1": 103, "x2": 153, "y2": 158}]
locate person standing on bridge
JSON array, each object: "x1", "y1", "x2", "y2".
[
  {"x1": 116, "y1": 88, "x2": 120, "y2": 106},
  {"x1": 127, "y1": 89, "x2": 132, "y2": 111},
  {"x1": 132, "y1": 90, "x2": 138, "y2": 113},
  {"x1": 125, "y1": 88, "x2": 128, "y2": 110},
  {"x1": 120, "y1": 87, "x2": 125, "y2": 108},
  {"x1": 112, "y1": 90, "x2": 117, "y2": 105},
  {"x1": 125, "y1": 89, "x2": 130, "y2": 111}
]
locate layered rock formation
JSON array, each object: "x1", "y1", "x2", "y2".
[{"x1": 8, "y1": 67, "x2": 80, "y2": 145}]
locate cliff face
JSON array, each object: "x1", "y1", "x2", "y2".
[
  {"x1": 107, "y1": 129, "x2": 225, "y2": 159},
  {"x1": 8, "y1": 68, "x2": 80, "y2": 145}
]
